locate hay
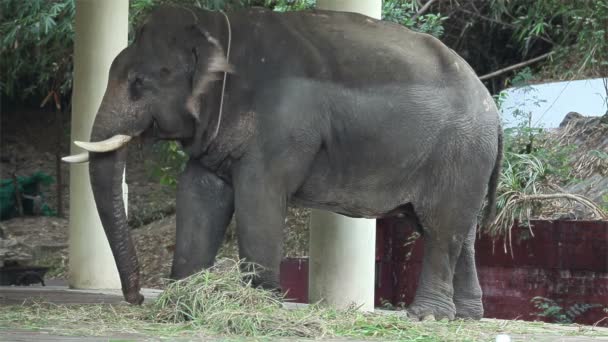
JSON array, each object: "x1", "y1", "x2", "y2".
[
  {"x1": 484, "y1": 112, "x2": 608, "y2": 242},
  {"x1": 484, "y1": 151, "x2": 607, "y2": 247},
  {"x1": 552, "y1": 115, "x2": 608, "y2": 179},
  {"x1": 487, "y1": 191, "x2": 607, "y2": 254},
  {"x1": 149, "y1": 258, "x2": 327, "y2": 338}
]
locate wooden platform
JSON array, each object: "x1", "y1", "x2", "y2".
[{"x1": 0, "y1": 285, "x2": 162, "y2": 305}]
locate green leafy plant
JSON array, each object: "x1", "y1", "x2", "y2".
[
  {"x1": 268, "y1": 0, "x2": 315, "y2": 12},
  {"x1": 488, "y1": 0, "x2": 608, "y2": 79},
  {"x1": 146, "y1": 141, "x2": 188, "y2": 188},
  {"x1": 129, "y1": 0, "x2": 255, "y2": 37},
  {"x1": 501, "y1": 69, "x2": 574, "y2": 183},
  {"x1": 485, "y1": 69, "x2": 608, "y2": 239},
  {"x1": 531, "y1": 297, "x2": 604, "y2": 324},
  {"x1": 489, "y1": 134, "x2": 604, "y2": 241},
  {"x1": 492, "y1": 90, "x2": 508, "y2": 110},
  {"x1": 1, "y1": 0, "x2": 75, "y2": 101},
  {"x1": 382, "y1": 0, "x2": 447, "y2": 38}
]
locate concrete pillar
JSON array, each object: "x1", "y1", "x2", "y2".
[
  {"x1": 68, "y1": 0, "x2": 128, "y2": 289},
  {"x1": 309, "y1": 0, "x2": 381, "y2": 312},
  {"x1": 316, "y1": 0, "x2": 381, "y2": 19}
]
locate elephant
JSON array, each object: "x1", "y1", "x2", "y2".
[{"x1": 63, "y1": 5, "x2": 503, "y2": 320}]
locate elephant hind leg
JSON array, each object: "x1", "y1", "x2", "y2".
[
  {"x1": 453, "y1": 225, "x2": 484, "y2": 319},
  {"x1": 406, "y1": 228, "x2": 461, "y2": 320},
  {"x1": 406, "y1": 199, "x2": 482, "y2": 321}
]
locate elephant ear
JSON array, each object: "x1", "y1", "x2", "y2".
[{"x1": 185, "y1": 25, "x2": 234, "y2": 121}]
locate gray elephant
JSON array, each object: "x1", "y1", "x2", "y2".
[{"x1": 64, "y1": 6, "x2": 502, "y2": 320}]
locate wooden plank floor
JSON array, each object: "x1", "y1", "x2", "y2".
[
  {"x1": 1, "y1": 286, "x2": 607, "y2": 341},
  {"x1": 0, "y1": 285, "x2": 162, "y2": 305},
  {"x1": 0, "y1": 329, "x2": 150, "y2": 342}
]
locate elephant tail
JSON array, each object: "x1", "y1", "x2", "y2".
[{"x1": 480, "y1": 126, "x2": 503, "y2": 229}]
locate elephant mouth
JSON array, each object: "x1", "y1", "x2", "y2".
[
  {"x1": 148, "y1": 120, "x2": 191, "y2": 141},
  {"x1": 62, "y1": 118, "x2": 194, "y2": 164},
  {"x1": 140, "y1": 120, "x2": 161, "y2": 144}
]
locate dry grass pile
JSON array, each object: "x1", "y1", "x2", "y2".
[
  {"x1": 485, "y1": 154, "x2": 607, "y2": 254},
  {"x1": 485, "y1": 113, "x2": 608, "y2": 241},
  {"x1": 552, "y1": 114, "x2": 608, "y2": 179},
  {"x1": 486, "y1": 153, "x2": 607, "y2": 238},
  {"x1": 149, "y1": 259, "x2": 326, "y2": 338}
]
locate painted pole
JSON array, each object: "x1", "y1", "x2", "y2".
[
  {"x1": 309, "y1": 0, "x2": 381, "y2": 312},
  {"x1": 316, "y1": 0, "x2": 382, "y2": 19},
  {"x1": 68, "y1": 0, "x2": 128, "y2": 289}
]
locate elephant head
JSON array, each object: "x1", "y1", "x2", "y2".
[{"x1": 63, "y1": 7, "x2": 232, "y2": 304}]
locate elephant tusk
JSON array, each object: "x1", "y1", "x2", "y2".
[
  {"x1": 62, "y1": 152, "x2": 90, "y2": 163},
  {"x1": 74, "y1": 134, "x2": 132, "y2": 152}
]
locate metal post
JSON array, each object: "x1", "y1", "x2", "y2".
[
  {"x1": 309, "y1": 0, "x2": 381, "y2": 312},
  {"x1": 68, "y1": 0, "x2": 128, "y2": 289}
]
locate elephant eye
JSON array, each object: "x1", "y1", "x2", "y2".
[
  {"x1": 159, "y1": 67, "x2": 171, "y2": 78},
  {"x1": 129, "y1": 75, "x2": 145, "y2": 100}
]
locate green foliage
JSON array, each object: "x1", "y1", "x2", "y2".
[
  {"x1": 1, "y1": 0, "x2": 75, "y2": 100},
  {"x1": 489, "y1": 71, "x2": 607, "y2": 234},
  {"x1": 489, "y1": 0, "x2": 608, "y2": 78},
  {"x1": 382, "y1": 0, "x2": 447, "y2": 38},
  {"x1": 268, "y1": 0, "x2": 315, "y2": 12},
  {"x1": 501, "y1": 69, "x2": 575, "y2": 186},
  {"x1": 531, "y1": 297, "x2": 604, "y2": 324},
  {"x1": 146, "y1": 141, "x2": 188, "y2": 188},
  {"x1": 492, "y1": 90, "x2": 508, "y2": 110},
  {"x1": 0, "y1": 0, "x2": 257, "y2": 101},
  {"x1": 498, "y1": 153, "x2": 545, "y2": 199},
  {"x1": 485, "y1": 68, "x2": 589, "y2": 236},
  {"x1": 503, "y1": 125, "x2": 577, "y2": 187},
  {"x1": 129, "y1": 0, "x2": 254, "y2": 31}
]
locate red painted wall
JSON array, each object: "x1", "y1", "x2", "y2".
[{"x1": 279, "y1": 219, "x2": 608, "y2": 326}]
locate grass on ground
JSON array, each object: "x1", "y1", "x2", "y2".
[{"x1": 0, "y1": 259, "x2": 606, "y2": 341}]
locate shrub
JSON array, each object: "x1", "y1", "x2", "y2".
[
  {"x1": 1, "y1": 0, "x2": 75, "y2": 101},
  {"x1": 382, "y1": 0, "x2": 446, "y2": 37}
]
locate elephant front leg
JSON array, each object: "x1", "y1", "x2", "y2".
[
  {"x1": 232, "y1": 165, "x2": 287, "y2": 291},
  {"x1": 170, "y1": 161, "x2": 234, "y2": 280}
]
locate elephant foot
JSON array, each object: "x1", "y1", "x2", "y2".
[
  {"x1": 123, "y1": 290, "x2": 144, "y2": 305},
  {"x1": 454, "y1": 298, "x2": 484, "y2": 320},
  {"x1": 407, "y1": 300, "x2": 455, "y2": 321}
]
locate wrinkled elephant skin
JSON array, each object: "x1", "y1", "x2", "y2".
[{"x1": 68, "y1": 6, "x2": 502, "y2": 320}]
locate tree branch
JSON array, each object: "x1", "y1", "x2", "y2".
[
  {"x1": 478, "y1": 51, "x2": 554, "y2": 81},
  {"x1": 411, "y1": 0, "x2": 439, "y2": 21}
]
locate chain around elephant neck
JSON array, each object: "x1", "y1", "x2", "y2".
[{"x1": 210, "y1": 10, "x2": 232, "y2": 143}]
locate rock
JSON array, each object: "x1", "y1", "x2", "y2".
[
  {"x1": 559, "y1": 111, "x2": 584, "y2": 128},
  {"x1": 31, "y1": 243, "x2": 68, "y2": 262},
  {"x1": 0, "y1": 237, "x2": 33, "y2": 266}
]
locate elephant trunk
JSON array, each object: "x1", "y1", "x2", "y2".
[{"x1": 88, "y1": 112, "x2": 143, "y2": 304}]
